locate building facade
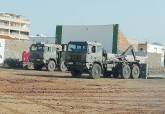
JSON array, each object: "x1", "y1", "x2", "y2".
[
  {"x1": 138, "y1": 43, "x2": 165, "y2": 67},
  {"x1": 0, "y1": 13, "x2": 30, "y2": 40}
]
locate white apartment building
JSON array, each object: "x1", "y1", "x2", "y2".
[{"x1": 0, "y1": 13, "x2": 30, "y2": 40}]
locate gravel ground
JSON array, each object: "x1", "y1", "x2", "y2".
[{"x1": 0, "y1": 68, "x2": 165, "y2": 114}]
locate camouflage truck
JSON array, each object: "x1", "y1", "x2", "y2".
[
  {"x1": 29, "y1": 43, "x2": 67, "y2": 71},
  {"x1": 65, "y1": 41, "x2": 148, "y2": 79}
]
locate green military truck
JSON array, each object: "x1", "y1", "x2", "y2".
[{"x1": 29, "y1": 43, "x2": 67, "y2": 72}]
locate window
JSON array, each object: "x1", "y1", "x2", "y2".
[
  {"x1": 154, "y1": 48, "x2": 157, "y2": 53},
  {"x1": 31, "y1": 45, "x2": 37, "y2": 51},
  {"x1": 44, "y1": 46, "x2": 51, "y2": 52},
  {"x1": 140, "y1": 48, "x2": 143, "y2": 51},
  {"x1": 30, "y1": 45, "x2": 44, "y2": 52},
  {"x1": 92, "y1": 46, "x2": 96, "y2": 53},
  {"x1": 48, "y1": 47, "x2": 51, "y2": 52},
  {"x1": 97, "y1": 46, "x2": 102, "y2": 53},
  {"x1": 68, "y1": 43, "x2": 87, "y2": 52}
]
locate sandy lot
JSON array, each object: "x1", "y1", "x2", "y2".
[{"x1": 0, "y1": 68, "x2": 165, "y2": 114}]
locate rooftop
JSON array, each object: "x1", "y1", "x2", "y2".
[{"x1": 0, "y1": 13, "x2": 30, "y2": 23}]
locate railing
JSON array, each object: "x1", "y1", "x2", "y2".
[
  {"x1": 0, "y1": 25, "x2": 30, "y2": 32},
  {"x1": 20, "y1": 27, "x2": 30, "y2": 32},
  {"x1": 0, "y1": 16, "x2": 30, "y2": 24},
  {"x1": 10, "y1": 34, "x2": 29, "y2": 40},
  {"x1": 0, "y1": 24, "x2": 10, "y2": 29},
  {"x1": 0, "y1": 33, "x2": 9, "y2": 35}
]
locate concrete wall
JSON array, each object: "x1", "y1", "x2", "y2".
[
  {"x1": 58, "y1": 25, "x2": 116, "y2": 53},
  {"x1": 147, "y1": 53, "x2": 161, "y2": 69},
  {"x1": 138, "y1": 43, "x2": 165, "y2": 67},
  {"x1": 4, "y1": 39, "x2": 31, "y2": 61}
]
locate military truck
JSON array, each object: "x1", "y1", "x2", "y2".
[
  {"x1": 29, "y1": 43, "x2": 67, "y2": 71},
  {"x1": 65, "y1": 41, "x2": 148, "y2": 79}
]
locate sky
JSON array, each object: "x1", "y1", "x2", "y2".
[{"x1": 0, "y1": 0, "x2": 165, "y2": 43}]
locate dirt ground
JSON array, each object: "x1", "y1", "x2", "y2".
[{"x1": 0, "y1": 68, "x2": 165, "y2": 114}]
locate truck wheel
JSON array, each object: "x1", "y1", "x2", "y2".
[
  {"x1": 71, "y1": 70, "x2": 82, "y2": 78},
  {"x1": 47, "y1": 60, "x2": 56, "y2": 72},
  {"x1": 23, "y1": 65, "x2": 28, "y2": 70},
  {"x1": 90, "y1": 64, "x2": 102, "y2": 79},
  {"x1": 131, "y1": 64, "x2": 140, "y2": 79},
  {"x1": 60, "y1": 60, "x2": 67, "y2": 72},
  {"x1": 121, "y1": 64, "x2": 131, "y2": 79},
  {"x1": 34, "y1": 64, "x2": 43, "y2": 70},
  {"x1": 25, "y1": 62, "x2": 33, "y2": 70}
]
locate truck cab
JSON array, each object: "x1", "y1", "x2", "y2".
[{"x1": 65, "y1": 41, "x2": 105, "y2": 78}]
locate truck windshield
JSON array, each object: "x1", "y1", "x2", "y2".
[
  {"x1": 30, "y1": 45, "x2": 44, "y2": 52},
  {"x1": 68, "y1": 42, "x2": 87, "y2": 52}
]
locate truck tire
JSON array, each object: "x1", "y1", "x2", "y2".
[
  {"x1": 60, "y1": 60, "x2": 67, "y2": 72},
  {"x1": 24, "y1": 62, "x2": 33, "y2": 70},
  {"x1": 47, "y1": 60, "x2": 56, "y2": 72},
  {"x1": 34, "y1": 64, "x2": 43, "y2": 70},
  {"x1": 23, "y1": 64, "x2": 28, "y2": 70},
  {"x1": 131, "y1": 64, "x2": 140, "y2": 79},
  {"x1": 121, "y1": 64, "x2": 131, "y2": 79},
  {"x1": 71, "y1": 70, "x2": 82, "y2": 78},
  {"x1": 90, "y1": 64, "x2": 102, "y2": 79}
]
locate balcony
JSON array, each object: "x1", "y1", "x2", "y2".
[
  {"x1": 0, "y1": 28, "x2": 9, "y2": 36},
  {"x1": 0, "y1": 25, "x2": 30, "y2": 32},
  {"x1": 20, "y1": 27, "x2": 30, "y2": 32},
  {"x1": 0, "y1": 24, "x2": 10, "y2": 30},
  {"x1": 0, "y1": 16, "x2": 30, "y2": 24},
  {"x1": 10, "y1": 34, "x2": 29, "y2": 40}
]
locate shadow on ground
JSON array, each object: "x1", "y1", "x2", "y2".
[
  {"x1": 147, "y1": 77, "x2": 165, "y2": 79},
  {"x1": 16, "y1": 73, "x2": 92, "y2": 79}
]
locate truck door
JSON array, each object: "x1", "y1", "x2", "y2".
[
  {"x1": 44, "y1": 46, "x2": 52, "y2": 60},
  {"x1": 86, "y1": 45, "x2": 102, "y2": 63}
]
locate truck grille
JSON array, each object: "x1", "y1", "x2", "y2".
[
  {"x1": 30, "y1": 53, "x2": 43, "y2": 61},
  {"x1": 71, "y1": 55, "x2": 81, "y2": 61}
]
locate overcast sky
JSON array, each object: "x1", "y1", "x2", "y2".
[{"x1": 0, "y1": 0, "x2": 165, "y2": 43}]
